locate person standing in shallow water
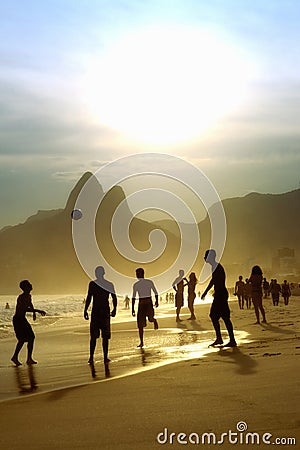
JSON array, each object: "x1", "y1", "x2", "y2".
[
  {"x1": 84, "y1": 266, "x2": 117, "y2": 365},
  {"x1": 11, "y1": 280, "x2": 46, "y2": 366},
  {"x1": 201, "y1": 250, "x2": 237, "y2": 347},
  {"x1": 249, "y1": 265, "x2": 267, "y2": 324},
  {"x1": 132, "y1": 268, "x2": 159, "y2": 348}
]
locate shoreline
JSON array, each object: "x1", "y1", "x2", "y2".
[{"x1": 0, "y1": 299, "x2": 299, "y2": 449}]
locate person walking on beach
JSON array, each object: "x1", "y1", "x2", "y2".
[
  {"x1": 244, "y1": 278, "x2": 252, "y2": 309},
  {"x1": 270, "y1": 279, "x2": 281, "y2": 306},
  {"x1": 132, "y1": 267, "x2": 159, "y2": 348},
  {"x1": 187, "y1": 272, "x2": 197, "y2": 320},
  {"x1": 249, "y1": 265, "x2": 267, "y2": 324},
  {"x1": 84, "y1": 266, "x2": 117, "y2": 365},
  {"x1": 281, "y1": 280, "x2": 291, "y2": 305},
  {"x1": 11, "y1": 280, "x2": 46, "y2": 366},
  {"x1": 234, "y1": 275, "x2": 245, "y2": 309},
  {"x1": 124, "y1": 295, "x2": 130, "y2": 309},
  {"x1": 263, "y1": 278, "x2": 270, "y2": 298},
  {"x1": 201, "y1": 250, "x2": 237, "y2": 347},
  {"x1": 172, "y1": 269, "x2": 188, "y2": 322}
]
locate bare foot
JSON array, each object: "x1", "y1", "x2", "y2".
[
  {"x1": 11, "y1": 356, "x2": 22, "y2": 366},
  {"x1": 223, "y1": 341, "x2": 237, "y2": 348},
  {"x1": 26, "y1": 359, "x2": 37, "y2": 365},
  {"x1": 137, "y1": 343, "x2": 144, "y2": 348},
  {"x1": 209, "y1": 339, "x2": 223, "y2": 347},
  {"x1": 154, "y1": 320, "x2": 159, "y2": 330},
  {"x1": 104, "y1": 358, "x2": 111, "y2": 364}
]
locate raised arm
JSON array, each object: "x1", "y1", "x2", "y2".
[{"x1": 132, "y1": 285, "x2": 137, "y2": 316}]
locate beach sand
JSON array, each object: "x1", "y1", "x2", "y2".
[{"x1": 0, "y1": 298, "x2": 299, "y2": 449}]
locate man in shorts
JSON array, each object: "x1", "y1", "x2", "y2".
[
  {"x1": 132, "y1": 268, "x2": 159, "y2": 348},
  {"x1": 84, "y1": 266, "x2": 117, "y2": 364},
  {"x1": 201, "y1": 249, "x2": 237, "y2": 347}
]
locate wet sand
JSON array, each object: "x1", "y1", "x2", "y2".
[{"x1": 0, "y1": 299, "x2": 299, "y2": 449}]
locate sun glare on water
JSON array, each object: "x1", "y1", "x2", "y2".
[{"x1": 83, "y1": 26, "x2": 257, "y2": 145}]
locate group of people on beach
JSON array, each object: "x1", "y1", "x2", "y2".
[
  {"x1": 234, "y1": 274, "x2": 292, "y2": 310},
  {"x1": 11, "y1": 248, "x2": 289, "y2": 369},
  {"x1": 10, "y1": 249, "x2": 237, "y2": 367}
]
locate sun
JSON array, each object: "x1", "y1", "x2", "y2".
[{"x1": 83, "y1": 25, "x2": 256, "y2": 145}]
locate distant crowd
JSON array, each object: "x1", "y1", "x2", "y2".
[{"x1": 233, "y1": 276, "x2": 295, "y2": 308}]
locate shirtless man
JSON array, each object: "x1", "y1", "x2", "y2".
[
  {"x1": 132, "y1": 268, "x2": 159, "y2": 348},
  {"x1": 84, "y1": 266, "x2": 117, "y2": 364},
  {"x1": 201, "y1": 249, "x2": 237, "y2": 347}
]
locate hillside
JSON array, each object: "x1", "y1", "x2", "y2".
[{"x1": 0, "y1": 173, "x2": 299, "y2": 293}]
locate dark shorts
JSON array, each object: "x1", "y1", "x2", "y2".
[
  {"x1": 175, "y1": 292, "x2": 184, "y2": 308},
  {"x1": 137, "y1": 298, "x2": 154, "y2": 328},
  {"x1": 90, "y1": 314, "x2": 111, "y2": 339},
  {"x1": 210, "y1": 289, "x2": 230, "y2": 320},
  {"x1": 13, "y1": 316, "x2": 35, "y2": 342}
]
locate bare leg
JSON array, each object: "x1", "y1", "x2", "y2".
[
  {"x1": 26, "y1": 338, "x2": 37, "y2": 365},
  {"x1": 223, "y1": 316, "x2": 237, "y2": 346},
  {"x1": 253, "y1": 304, "x2": 260, "y2": 323},
  {"x1": 209, "y1": 314, "x2": 223, "y2": 345},
  {"x1": 176, "y1": 306, "x2": 182, "y2": 322},
  {"x1": 88, "y1": 337, "x2": 96, "y2": 364},
  {"x1": 11, "y1": 341, "x2": 23, "y2": 366},
  {"x1": 258, "y1": 299, "x2": 266, "y2": 323},
  {"x1": 138, "y1": 327, "x2": 144, "y2": 347},
  {"x1": 102, "y1": 337, "x2": 110, "y2": 363}
]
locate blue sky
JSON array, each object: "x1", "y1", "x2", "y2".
[{"x1": 0, "y1": 0, "x2": 299, "y2": 228}]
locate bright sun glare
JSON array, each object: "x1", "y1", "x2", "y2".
[{"x1": 84, "y1": 26, "x2": 256, "y2": 145}]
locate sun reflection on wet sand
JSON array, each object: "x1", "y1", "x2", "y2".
[{"x1": 91, "y1": 328, "x2": 252, "y2": 382}]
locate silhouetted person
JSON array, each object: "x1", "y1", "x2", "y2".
[
  {"x1": 11, "y1": 280, "x2": 46, "y2": 366},
  {"x1": 234, "y1": 275, "x2": 245, "y2": 309},
  {"x1": 281, "y1": 280, "x2": 291, "y2": 305},
  {"x1": 244, "y1": 278, "x2": 252, "y2": 309},
  {"x1": 132, "y1": 268, "x2": 159, "y2": 348},
  {"x1": 187, "y1": 272, "x2": 197, "y2": 320},
  {"x1": 124, "y1": 295, "x2": 130, "y2": 309},
  {"x1": 5, "y1": 302, "x2": 10, "y2": 309},
  {"x1": 270, "y1": 279, "x2": 281, "y2": 306},
  {"x1": 249, "y1": 265, "x2": 266, "y2": 324},
  {"x1": 263, "y1": 278, "x2": 270, "y2": 298},
  {"x1": 165, "y1": 292, "x2": 169, "y2": 303},
  {"x1": 201, "y1": 250, "x2": 237, "y2": 347},
  {"x1": 84, "y1": 266, "x2": 117, "y2": 364},
  {"x1": 172, "y1": 269, "x2": 188, "y2": 322}
]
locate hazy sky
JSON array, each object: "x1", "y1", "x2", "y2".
[{"x1": 1, "y1": 0, "x2": 299, "y2": 228}]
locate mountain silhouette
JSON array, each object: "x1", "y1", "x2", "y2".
[
  {"x1": 0, "y1": 173, "x2": 299, "y2": 294},
  {"x1": 0, "y1": 172, "x2": 180, "y2": 294}
]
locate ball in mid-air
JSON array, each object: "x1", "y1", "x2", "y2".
[{"x1": 71, "y1": 209, "x2": 83, "y2": 220}]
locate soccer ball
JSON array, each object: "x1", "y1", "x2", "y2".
[{"x1": 71, "y1": 209, "x2": 83, "y2": 220}]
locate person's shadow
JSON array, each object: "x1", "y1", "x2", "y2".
[
  {"x1": 215, "y1": 347, "x2": 258, "y2": 375},
  {"x1": 14, "y1": 365, "x2": 38, "y2": 394}
]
